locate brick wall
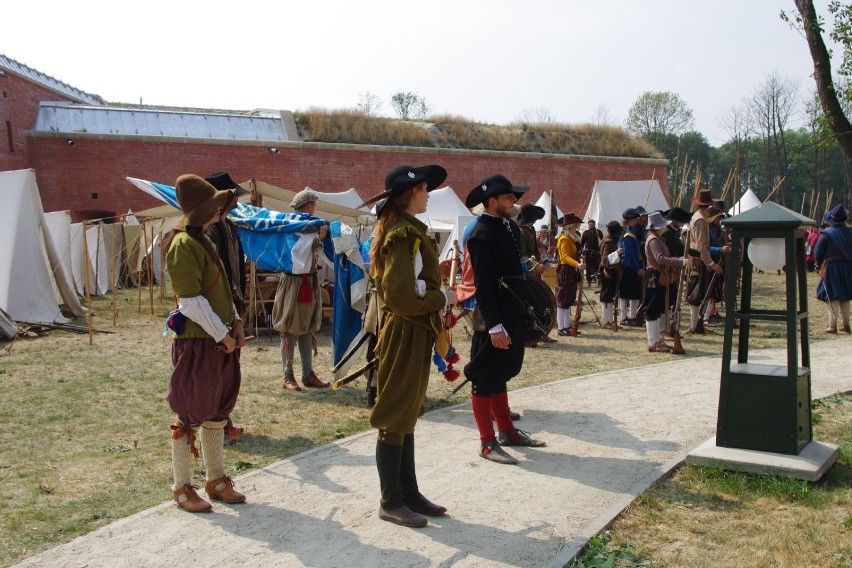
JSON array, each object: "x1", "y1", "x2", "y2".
[
  {"x1": 27, "y1": 135, "x2": 668, "y2": 222},
  {"x1": 0, "y1": 71, "x2": 75, "y2": 171}
]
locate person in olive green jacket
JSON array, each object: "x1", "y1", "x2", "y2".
[
  {"x1": 364, "y1": 164, "x2": 457, "y2": 528},
  {"x1": 164, "y1": 175, "x2": 248, "y2": 513}
]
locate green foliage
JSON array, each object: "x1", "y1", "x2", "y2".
[
  {"x1": 626, "y1": 91, "x2": 695, "y2": 140},
  {"x1": 567, "y1": 533, "x2": 652, "y2": 567}
]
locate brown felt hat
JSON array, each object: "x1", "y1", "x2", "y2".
[
  {"x1": 557, "y1": 212, "x2": 583, "y2": 226},
  {"x1": 692, "y1": 188, "x2": 714, "y2": 207},
  {"x1": 175, "y1": 174, "x2": 235, "y2": 227}
]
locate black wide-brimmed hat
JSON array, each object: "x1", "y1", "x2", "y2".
[
  {"x1": 361, "y1": 164, "x2": 447, "y2": 208},
  {"x1": 635, "y1": 206, "x2": 648, "y2": 216},
  {"x1": 606, "y1": 220, "x2": 623, "y2": 236},
  {"x1": 665, "y1": 207, "x2": 692, "y2": 224},
  {"x1": 556, "y1": 212, "x2": 583, "y2": 226},
  {"x1": 465, "y1": 174, "x2": 529, "y2": 209},
  {"x1": 205, "y1": 171, "x2": 249, "y2": 196},
  {"x1": 516, "y1": 203, "x2": 545, "y2": 226}
]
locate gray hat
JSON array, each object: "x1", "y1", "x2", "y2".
[
  {"x1": 647, "y1": 211, "x2": 670, "y2": 231},
  {"x1": 290, "y1": 187, "x2": 320, "y2": 209}
]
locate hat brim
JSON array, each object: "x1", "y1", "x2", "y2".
[
  {"x1": 649, "y1": 220, "x2": 671, "y2": 230},
  {"x1": 465, "y1": 186, "x2": 529, "y2": 209},
  {"x1": 361, "y1": 164, "x2": 447, "y2": 208},
  {"x1": 517, "y1": 204, "x2": 545, "y2": 225},
  {"x1": 179, "y1": 188, "x2": 235, "y2": 227}
]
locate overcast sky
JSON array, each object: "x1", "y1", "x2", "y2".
[{"x1": 3, "y1": 0, "x2": 842, "y2": 147}]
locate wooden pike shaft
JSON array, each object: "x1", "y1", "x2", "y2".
[{"x1": 763, "y1": 176, "x2": 786, "y2": 203}]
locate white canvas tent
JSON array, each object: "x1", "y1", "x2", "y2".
[
  {"x1": 583, "y1": 180, "x2": 669, "y2": 227},
  {"x1": 728, "y1": 188, "x2": 761, "y2": 216},
  {"x1": 85, "y1": 223, "x2": 124, "y2": 295},
  {"x1": 0, "y1": 169, "x2": 86, "y2": 325},
  {"x1": 312, "y1": 187, "x2": 364, "y2": 209},
  {"x1": 252, "y1": 180, "x2": 374, "y2": 227},
  {"x1": 532, "y1": 192, "x2": 563, "y2": 233},
  {"x1": 0, "y1": 308, "x2": 16, "y2": 339},
  {"x1": 438, "y1": 216, "x2": 477, "y2": 261},
  {"x1": 43, "y1": 211, "x2": 80, "y2": 297}
]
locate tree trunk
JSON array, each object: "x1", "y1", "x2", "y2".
[{"x1": 795, "y1": 0, "x2": 852, "y2": 161}]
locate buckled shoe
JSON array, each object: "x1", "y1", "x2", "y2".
[
  {"x1": 205, "y1": 475, "x2": 246, "y2": 504},
  {"x1": 173, "y1": 484, "x2": 213, "y2": 513}
]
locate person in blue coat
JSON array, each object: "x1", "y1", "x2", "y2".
[{"x1": 815, "y1": 203, "x2": 852, "y2": 333}]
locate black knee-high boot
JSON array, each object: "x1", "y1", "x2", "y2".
[
  {"x1": 376, "y1": 439, "x2": 427, "y2": 527},
  {"x1": 400, "y1": 434, "x2": 447, "y2": 516}
]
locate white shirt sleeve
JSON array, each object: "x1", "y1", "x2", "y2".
[{"x1": 178, "y1": 295, "x2": 230, "y2": 342}]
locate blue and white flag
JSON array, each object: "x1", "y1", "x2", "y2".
[
  {"x1": 126, "y1": 177, "x2": 181, "y2": 210},
  {"x1": 230, "y1": 203, "x2": 332, "y2": 273},
  {"x1": 330, "y1": 221, "x2": 368, "y2": 365}
]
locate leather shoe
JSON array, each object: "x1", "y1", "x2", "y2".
[
  {"x1": 283, "y1": 374, "x2": 302, "y2": 391},
  {"x1": 842, "y1": 325, "x2": 851, "y2": 333},
  {"x1": 379, "y1": 504, "x2": 428, "y2": 527},
  {"x1": 403, "y1": 493, "x2": 447, "y2": 516},
  {"x1": 510, "y1": 411, "x2": 521, "y2": 421},
  {"x1": 480, "y1": 440, "x2": 518, "y2": 464},
  {"x1": 302, "y1": 372, "x2": 330, "y2": 388},
  {"x1": 205, "y1": 475, "x2": 246, "y2": 504},
  {"x1": 498, "y1": 428, "x2": 546, "y2": 447},
  {"x1": 173, "y1": 484, "x2": 212, "y2": 513}
]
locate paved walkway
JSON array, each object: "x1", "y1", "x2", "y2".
[{"x1": 16, "y1": 339, "x2": 852, "y2": 568}]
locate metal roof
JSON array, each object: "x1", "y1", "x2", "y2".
[
  {"x1": 33, "y1": 102, "x2": 288, "y2": 141},
  {"x1": 0, "y1": 53, "x2": 106, "y2": 106}
]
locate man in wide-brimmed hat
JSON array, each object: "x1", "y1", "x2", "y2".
[
  {"x1": 204, "y1": 171, "x2": 249, "y2": 446},
  {"x1": 462, "y1": 174, "x2": 546, "y2": 465},
  {"x1": 516, "y1": 203, "x2": 545, "y2": 270},
  {"x1": 205, "y1": 172, "x2": 248, "y2": 317},
  {"x1": 642, "y1": 212, "x2": 691, "y2": 352},
  {"x1": 815, "y1": 203, "x2": 852, "y2": 333},
  {"x1": 272, "y1": 187, "x2": 331, "y2": 390},
  {"x1": 555, "y1": 212, "x2": 585, "y2": 335},
  {"x1": 686, "y1": 189, "x2": 726, "y2": 334},
  {"x1": 164, "y1": 174, "x2": 247, "y2": 513}
]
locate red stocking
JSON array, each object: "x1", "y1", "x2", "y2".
[{"x1": 471, "y1": 395, "x2": 495, "y2": 443}]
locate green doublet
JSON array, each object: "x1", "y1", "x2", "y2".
[{"x1": 370, "y1": 213, "x2": 446, "y2": 444}]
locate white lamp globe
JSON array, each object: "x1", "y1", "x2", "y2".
[{"x1": 748, "y1": 238, "x2": 786, "y2": 272}]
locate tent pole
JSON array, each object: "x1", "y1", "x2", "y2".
[
  {"x1": 81, "y1": 220, "x2": 93, "y2": 345},
  {"x1": 250, "y1": 260, "x2": 259, "y2": 341},
  {"x1": 111, "y1": 221, "x2": 118, "y2": 326},
  {"x1": 158, "y1": 225, "x2": 166, "y2": 302},
  {"x1": 148, "y1": 223, "x2": 155, "y2": 315},
  {"x1": 139, "y1": 221, "x2": 147, "y2": 314}
]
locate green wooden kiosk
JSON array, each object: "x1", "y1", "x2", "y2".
[{"x1": 717, "y1": 202, "x2": 815, "y2": 455}]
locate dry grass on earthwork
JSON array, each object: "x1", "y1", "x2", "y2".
[{"x1": 0, "y1": 271, "x2": 848, "y2": 566}]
